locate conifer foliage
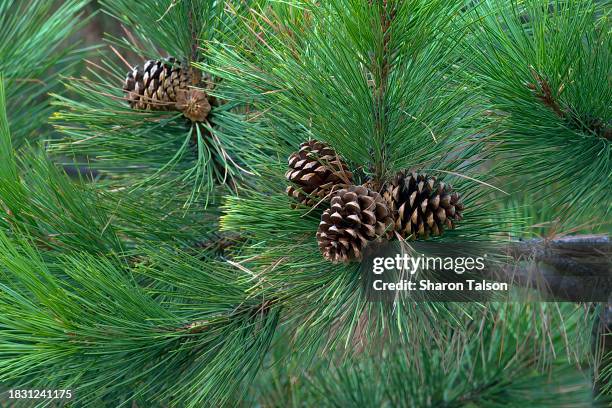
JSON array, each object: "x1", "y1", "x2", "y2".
[
  {"x1": 0, "y1": 0, "x2": 88, "y2": 147},
  {"x1": 0, "y1": 0, "x2": 609, "y2": 407},
  {"x1": 463, "y1": 0, "x2": 611, "y2": 219}
]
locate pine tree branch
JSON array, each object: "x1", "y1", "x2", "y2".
[
  {"x1": 0, "y1": 231, "x2": 281, "y2": 406},
  {"x1": 509, "y1": 234, "x2": 611, "y2": 273},
  {"x1": 0, "y1": 0, "x2": 91, "y2": 147},
  {"x1": 465, "y1": 0, "x2": 611, "y2": 220},
  {"x1": 370, "y1": 0, "x2": 397, "y2": 183},
  {"x1": 491, "y1": 235, "x2": 612, "y2": 301},
  {"x1": 262, "y1": 303, "x2": 594, "y2": 407},
  {"x1": 528, "y1": 67, "x2": 611, "y2": 141},
  {"x1": 177, "y1": 298, "x2": 279, "y2": 334}
]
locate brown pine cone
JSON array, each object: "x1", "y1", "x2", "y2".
[
  {"x1": 123, "y1": 57, "x2": 211, "y2": 122},
  {"x1": 317, "y1": 185, "x2": 393, "y2": 263},
  {"x1": 176, "y1": 88, "x2": 211, "y2": 122},
  {"x1": 286, "y1": 140, "x2": 353, "y2": 206},
  {"x1": 381, "y1": 171, "x2": 463, "y2": 239}
]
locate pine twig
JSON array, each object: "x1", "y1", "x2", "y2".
[
  {"x1": 488, "y1": 235, "x2": 611, "y2": 301},
  {"x1": 527, "y1": 66, "x2": 565, "y2": 117},
  {"x1": 177, "y1": 298, "x2": 279, "y2": 334},
  {"x1": 370, "y1": 0, "x2": 398, "y2": 183},
  {"x1": 528, "y1": 67, "x2": 611, "y2": 140},
  {"x1": 194, "y1": 232, "x2": 245, "y2": 257}
]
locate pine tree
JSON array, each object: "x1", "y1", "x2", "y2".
[{"x1": 0, "y1": 0, "x2": 609, "y2": 407}]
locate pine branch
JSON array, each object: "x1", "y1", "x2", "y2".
[
  {"x1": 488, "y1": 234, "x2": 612, "y2": 301},
  {"x1": 206, "y1": 0, "x2": 476, "y2": 175},
  {"x1": 1, "y1": 2, "x2": 607, "y2": 406},
  {"x1": 249, "y1": 303, "x2": 594, "y2": 407},
  {"x1": 528, "y1": 67, "x2": 611, "y2": 141},
  {"x1": 509, "y1": 234, "x2": 611, "y2": 274},
  {"x1": 50, "y1": 0, "x2": 270, "y2": 207},
  {"x1": 0, "y1": 231, "x2": 281, "y2": 406},
  {"x1": 1, "y1": 78, "x2": 225, "y2": 254},
  {"x1": 462, "y1": 0, "x2": 611, "y2": 222},
  {"x1": 370, "y1": 0, "x2": 397, "y2": 182}
]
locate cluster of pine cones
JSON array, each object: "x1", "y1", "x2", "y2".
[
  {"x1": 286, "y1": 140, "x2": 464, "y2": 263},
  {"x1": 123, "y1": 57, "x2": 214, "y2": 122}
]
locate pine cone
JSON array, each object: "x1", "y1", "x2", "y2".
[
  {"x1": 382, "y1": 171, "x2": 463, "y2": 239},
  {"x1": 176, "y1": 88, "x2": 211, "y2": 122},
  {"x1": 286, "y1": 140, "x2": 353, "y2": 206},
  {"x1": 317, "y1": 186, "x2": 393, "y2": 263},
  {"x1": 123, "y1": 57, "x2": 211, "y2": 121}
]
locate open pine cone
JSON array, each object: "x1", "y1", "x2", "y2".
[
  {"x1": 381, "y1": 171, "x2": 463, "y2": 239},
  {"x1": 286, "y1": 140, "x2": 353, "y2": 206},
  {"x1": 317, "y1": 186, "x2": 393, "y2": 263},
  {"x1": 123, "y1": 57, "x2": 211, "y2": 122}
]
